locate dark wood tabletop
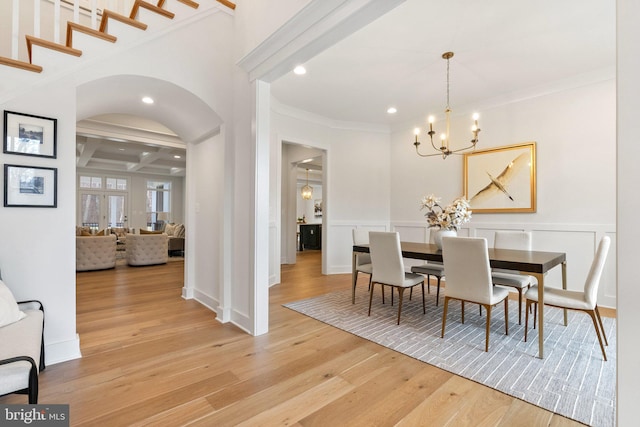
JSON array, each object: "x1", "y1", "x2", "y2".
[{"x1": 353, "y1": 241, "x2": 566, "y2": 274}]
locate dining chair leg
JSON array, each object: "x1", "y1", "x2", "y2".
[
  {"x1": 461, "y1": 301, "x2": 465, "y2": 324},
  {"x1": 381, "y1": 284, "x2": 385, "y2": 304},
  {"x1": 427, "y1": 275, "x2": 431, "y2": 294},
  {"x1": 368, "y1": 275, "x2": 372, "y2": 292},
  {"x1": 504, "y1": 298, "x2": 509, "y2": 336},
  {"x1": 586, "y1": 309, "x2": 608, "y2": 361},
  {"x1": 441, "y1": 296, "x2": 450, "y2": 338},
  {"x1": 484, "y1": 304, "x2": 492, "y2": 352},
  {"x1": 409, "y1": 287, "x2": 413, "y2": 300},
  {"x1": 524, "y1": 299, "x2": 531, "y2": 342},
  {"x1": 397, "y1": 287, "x2": 405, "y2": 325},
  {"x1": 517, "y1": 288, "x2": 523, "y2": 325},
  {"x1": 436, "y1": 276, "x2": 442, "y2": 306},
  {"x1": 533, "y1": 302, "x2": 537, "y2": 328},
  {"x1": 368, "y1": 282, "x2": 375, "y2": 316},
  {"x1": 595, "y1": 306, "x2": 609, "y2": 346},
  {"x1": 421, "y1": 282, "x2": 426, "y2": 314}
]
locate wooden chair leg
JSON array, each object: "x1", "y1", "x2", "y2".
[
  {"x1": 427, "y1": 275, "x2": 431, "y2": 294},
  {"x1": 421, "y1": 282, "x2": 426, "y2": 314},
  {"x1": 367, "y1": 274, "x2": 372, "y2": 292},
  {"x1": 484, "y1": 305, "x2": 492, "y2": 352},
  {"x1": 504, "y1": 298, "x2": 509, "y2": 336},
  {"x1": 595, "y1": 306, "x2": 609, "y2": 346},
  {"x1": 517, "y1": 288, "x2": 523, "y2": 325},
  {"x1": 381, "y1": 284, "x2": 385, "y2": 304},
  {"x1": 409, "y1": 287, "x2": 412, "y2": 300},
  {"x1": 436, "y1": 276, "x2": 442, "y2": 306},
  {"x1": 533, "y1": 302, "x2": 537, "y2": 329},
  {"x1": 397, "y1": 287, "x2": 405, "y2": 325},
  {"x1": 586, "y1": 309, "x2": 608, "y2": 361},
  {"x1": 441, "y1": 296, "x2": 450, "y2": 338},
  {"x1": 368, "y1": 282, "x2": 375, "y2": 316},
  {"x1": 461, "y1": 301, "x2": 465, "y2": 324},
  {"x1": 524, "y1": 299, "x2": 530, "y2": 342}
]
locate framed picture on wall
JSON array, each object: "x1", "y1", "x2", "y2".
[
  {"x1": 463, "y1": 142, "x2": 536, "y2": 213},
  {"x1": 3, "y1": 110, "x2": 57, "y2": 158},
  {"x1": 4, "y1": 164, "x2": 57, "y2": 208}
]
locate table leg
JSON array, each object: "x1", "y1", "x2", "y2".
[
  {"x1": 532, "y1": 272, "x2": 545, "y2": 359},
  {"x1": 352, "y1": 252, "x2": 358, "y2": 304},
  {"x1": 562, "y1": 261, "x2": 568, "y2": 326}
]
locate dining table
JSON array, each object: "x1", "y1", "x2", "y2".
[{"x1": 352, "y1": 241, "x2": 567, "y2": 359}]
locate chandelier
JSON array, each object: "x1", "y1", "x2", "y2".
[
  {"x1": 413, "y1": 52, "x2": 481, "y2": 159},
  {"x1": 301, "y1": 169, "x2": 313, "y2": 200}
]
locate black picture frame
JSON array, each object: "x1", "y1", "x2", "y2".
[
  {"x1": 4, "y1": 164, "x2": 57, "y2": 208},
  {"x1": 3, "y1": 110, "x2": 57, "y2": 158}
]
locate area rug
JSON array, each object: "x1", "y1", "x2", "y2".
[{"x1": 284, "y1": 286, "x2": 616, "y2": 427}]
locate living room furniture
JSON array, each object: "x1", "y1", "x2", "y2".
[
  {"x1": 76, "y1": 235, "x2": 117, "y2": 271},
  {"x1": 0, "y1": 290, "x2": 45, "y2": 404},
  {"x1": 367, "y1": 232, "x2": 425, "y2": 325},
  {"x1": 126, "y1": 234, "x2": 168, "y2": 266},
  {"x1": 353, "y1": 240, "x2": 567, "y2": 358},
  {"x1": 524, "y1": 236, "x2": 611, "y2": 361},
  {"x1": 441, "y1": 236, "x2": 510, "y2": 352},
  {"x1": 300, "y1": 224, "x2": 321, "y2": 250},
  {"x1": 164, "y1": 223, "x2": 185, "y2": 256}
]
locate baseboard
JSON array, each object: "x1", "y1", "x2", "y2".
[{"x1": 45, "y1": 334, "x2": 82, "y2": 365}]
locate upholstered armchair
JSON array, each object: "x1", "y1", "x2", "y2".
[
  {"x1": 125, "y1": 234, "x2": 168, "y2": 266},
  {"x1": 76, "y1": 235, "x2": 117, "y2": 271},
  {"x1": 163, "y1": 223, "x2": 185, "y2": 256}
]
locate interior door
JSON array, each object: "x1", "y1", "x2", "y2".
[
  {"x1": 107, "y1": 194, "x2": 128, "y2": 228},
  {"x1": 79, "y1": 191, "x2": 102, "y2": 231}
]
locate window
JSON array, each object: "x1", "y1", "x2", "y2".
[
  {"x1": 106, "y1": 178, "x2": 127, "y2": 190},
  {"x1": 79, "y1": 175, "x2": 102, "y2": 189},
  {"x1": 147, "y1": 180, "x2": 171, "y2": 230}
]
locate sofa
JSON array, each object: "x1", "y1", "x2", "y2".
[
  {"x1": 0, "y1": 281, "x2": 45, "y2": 404},
  {"x1": 125, "y1": 234, "x2": 168, "y2": 266},
  {"x1": 163, "y1": 223, "x2": 185, "y2": 256},
  {"x1": 76, "y1": 235, "x2": 117, "y2": 271}
]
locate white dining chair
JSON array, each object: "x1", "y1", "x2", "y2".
[
  {"x1": 411, "y1": 229, "x2": 446, "y2": 305},
  {"x1": 441, "y1": 236, "x2": 509, "y2": 352},
  {"x1": 524, "y1": 236, "x2": 611, "y2": 361},
  {"x1": 368, "y1": 232, "x2": 425, "y2": 324},
  {"x1": 352, "y1": 228, "x2": 373, "y2": 304},
  {"x1": 491, "y1": 230, "x2": 537, "y2": 324}
]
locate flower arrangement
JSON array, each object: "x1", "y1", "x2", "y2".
[{"x1": 420, "y1": 194, "x2": 472, "y2": 231}]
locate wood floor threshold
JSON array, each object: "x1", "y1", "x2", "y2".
[
  {"x1": 99, "y1": 10, "x2": 148, "y2": 33},
  {"x1": 26, "y1": 35, "x2": 82, "y2": 63},
  {"x1": 0, "y1": 56, "x2": 43, "y2": 73},
  {"x1": 66, "y1": 22, "x2": 117, "y2": 47},
  {"x1": 130, "y1": 0, "x2": 176, "y2": 20}
]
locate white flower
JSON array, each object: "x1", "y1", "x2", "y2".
[{"x1": 419, "y1": 194, "x2": 472, "y2": 231}]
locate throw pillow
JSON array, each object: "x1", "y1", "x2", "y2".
[
  {"x1": 164, "y1": 223, "x2": 176, "y2": 237},
  {"x1": 80, "y1": 230, "x2": 92, "y2": 236},
  {"x1": 0, "y1": 280, "x2": 26, "y2": 328},
  {"x1": 96, "y1": 229, "x2": 105, "y2": 236},
  {"x1": 174, "y1": 224, "x2": 185, "y2": 239}
]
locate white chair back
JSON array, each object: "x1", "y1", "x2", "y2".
[
  {"x1": 441, "y1": 236, "x2": 493, "y2": 303},
  {"x1": 352, "y1": 228, "x2": 371, "y2": 266},
  {"x1": 369, "y1": 232, "x2": 405, "y2": 285},
  {"x1": 494, "y1": 230, "x2": 532, "y2": 250},
  {"x1": 584, "y1": 236, "x2": 611, "y2": 307}
]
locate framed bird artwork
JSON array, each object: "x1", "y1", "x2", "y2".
[{"x1": 463, "y1": 142, "x2": 536, "y2": 213}]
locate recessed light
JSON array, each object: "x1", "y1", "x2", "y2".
[
  {"x1": 387, "y1": 107, "x2": 397, "y2": 114},
  {"x1": 293, "y1": 65, "x2": 306, "y2": 75},
  {"x1": 174, "y1": 155, "x2": 181, "y2": 159},
  {"x1": 142, "y1": 96, "x2": 154, "y2": 104},
  {"x1": 118, "y1": 148, "x2": 125, "y2": 151}
]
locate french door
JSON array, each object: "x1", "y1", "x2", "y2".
[{"x1": 79, "y1": 191, "x2": 128, "y2": 231}]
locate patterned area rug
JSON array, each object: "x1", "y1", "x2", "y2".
[{"x1": 284, "y1": 286, "x2": 616, "y2": 426}]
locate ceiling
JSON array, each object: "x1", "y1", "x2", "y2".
[
  {"x1": 76, "y1": 114, "x2": 186, "y2": 177},
  {"x1": 271, "y1": 0, "x2": 615, "y2": 128},
  {"x1": 76, "y1": 0, "x2": 615, "y2": 175}
]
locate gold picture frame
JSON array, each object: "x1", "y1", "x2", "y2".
[{"x1": 463, "y1": 142, "x2": 536, "y2": 213}]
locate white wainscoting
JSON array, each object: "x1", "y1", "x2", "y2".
[
  {"x1": 326, "y1": 221, "x2": 389, "y2": 275},
  {"x1": 391, "y1": 221, "x2": 616, "y2": 309}
]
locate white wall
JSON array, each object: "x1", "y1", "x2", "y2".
[{"x1": 616, "y1": 0, "x2": 640, "y2": 422}]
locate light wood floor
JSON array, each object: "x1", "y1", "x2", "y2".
[{"x1": 1, "y1": 252, "x2": 602, "y2": 426}]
